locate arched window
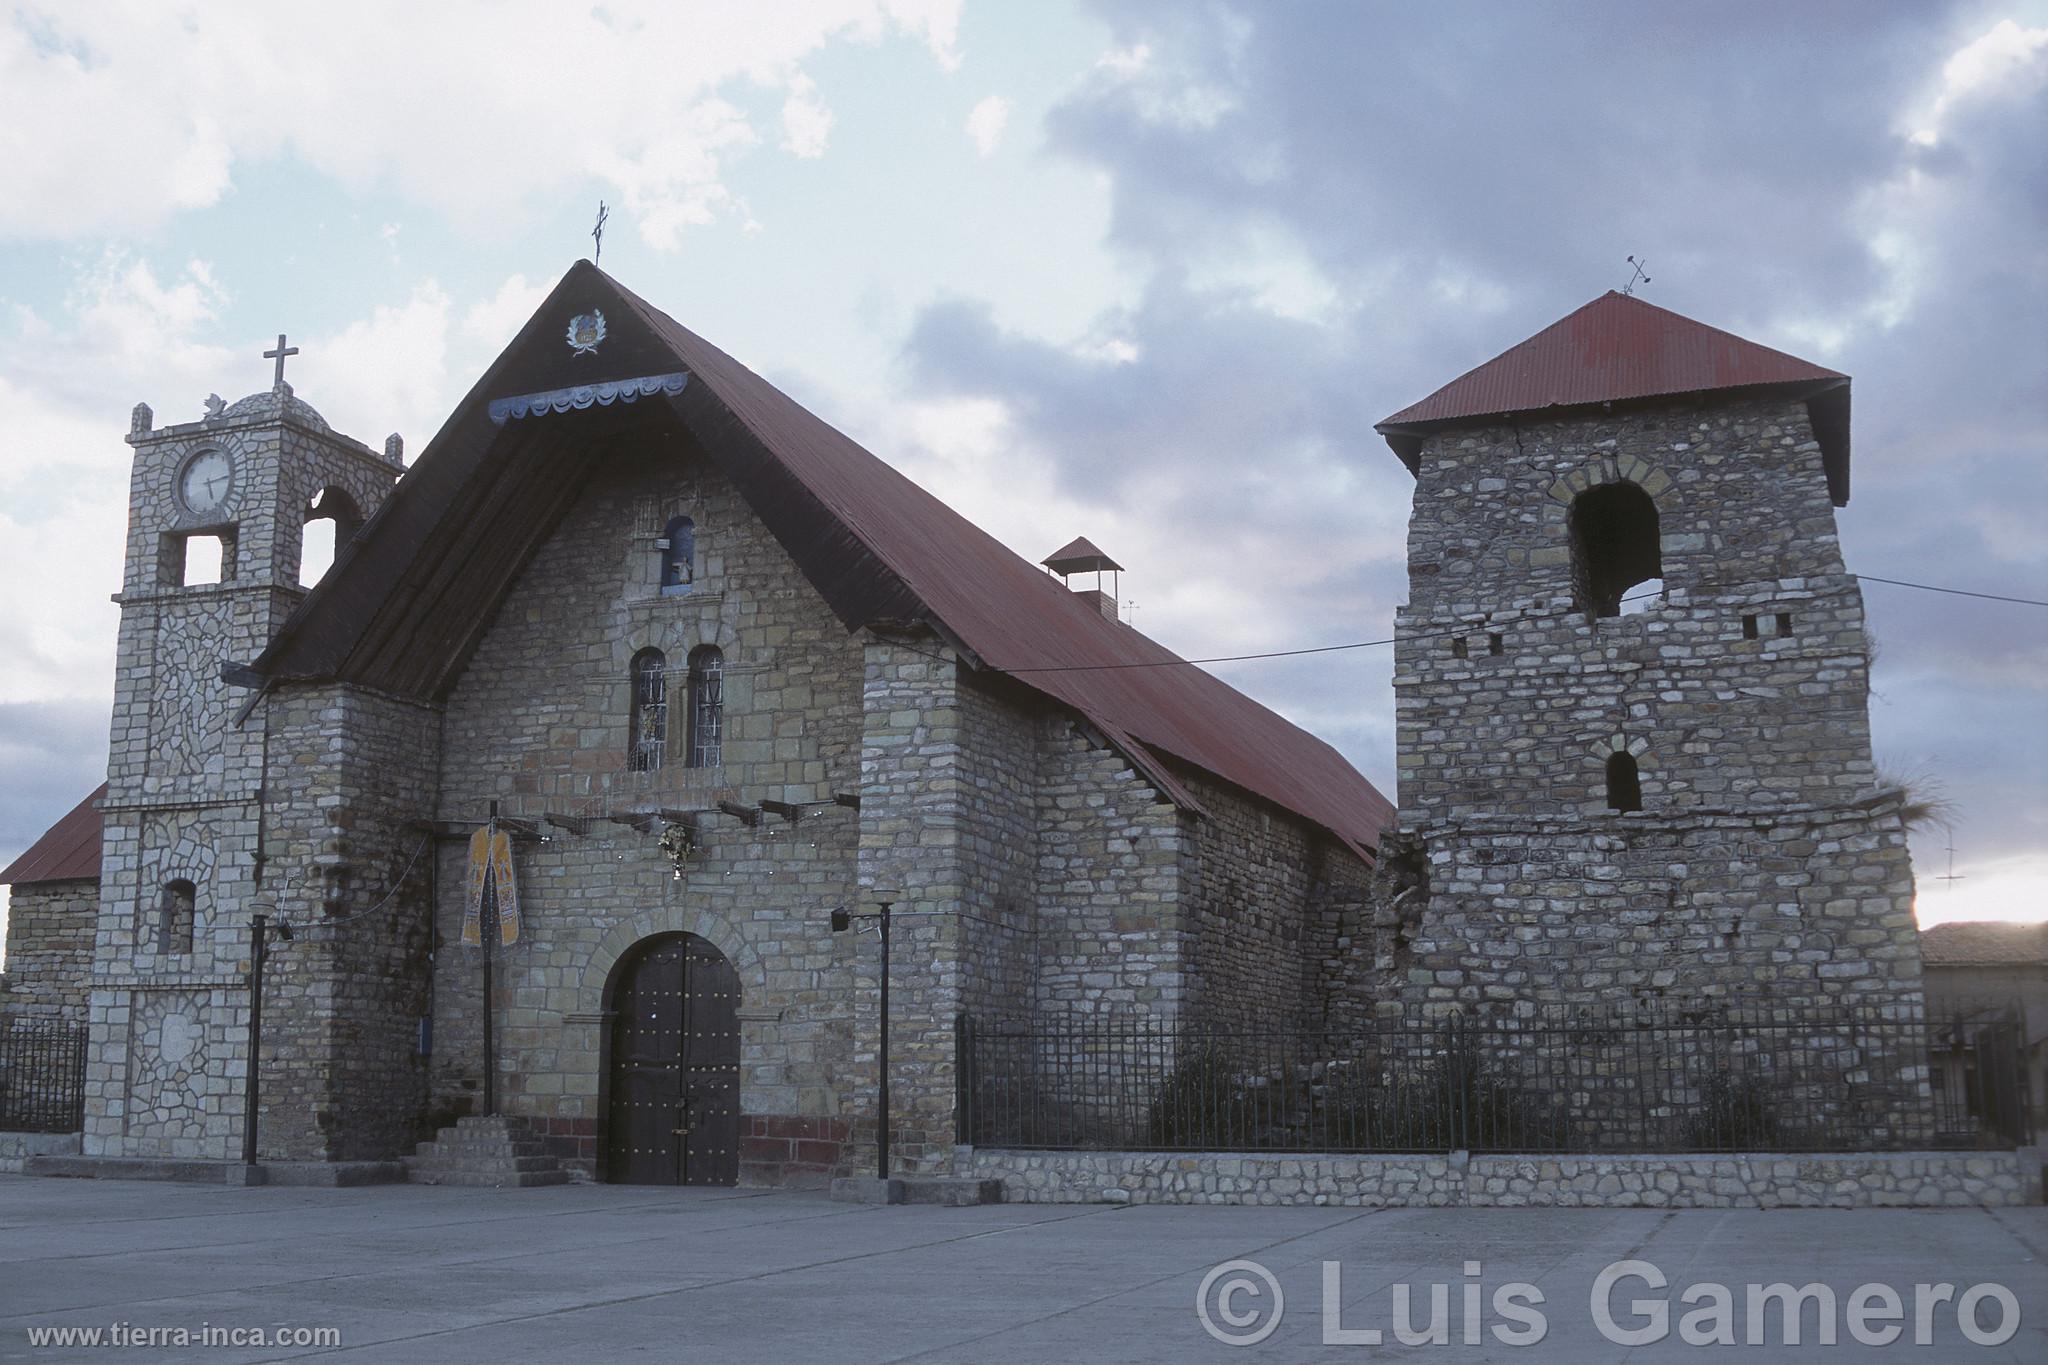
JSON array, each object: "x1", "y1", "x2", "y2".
[
  {"x1": 660, "y1": 516, "x2": 695, "y2": 594},
  {"x1": 157, "y1": 879, "x2": 196, "y2": 955},
  {"x1": 1569, "y1": 482, "x2": 1661, "y2": 617},
  {"x1": 629, "y1": 649, "x2": 668, "y2": 772},
  {"x1": 300, "y1": 487, "x2": 364, "y2": 587},
  {"x1": 1606, "y1": 752, "x2": 1643, "y2": 813},
  {"x1": 688, "y1": 646, "x2": 724, "y2": 768}
]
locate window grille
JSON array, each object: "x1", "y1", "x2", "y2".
[
  {"x1": 688, "y1": 646, "x2": 724, "y2": 768},
  {"x1": 630, "y1": 649, "x2": 668, "y2": 772}
]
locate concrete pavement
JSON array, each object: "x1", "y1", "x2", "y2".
[{"x1": 1, "y1": 1174, "x2": 2041, "y2": 1362}]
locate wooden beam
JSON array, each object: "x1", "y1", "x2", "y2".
[
  {"x1": 603, "y1": 811, "x2": 656, "y2": 832},
  {"x1": 717, "y1": 800, "x2": 762, "y2": 827},
  {"x1": 543, "y1": 813, "x2": 591, "y2": 836},
  {"x1": 833, "y1": 792, "x2": 861, "y2": 811},
  {"x1": 758, "y1": 799, "x2": 802, "y2": 824}
]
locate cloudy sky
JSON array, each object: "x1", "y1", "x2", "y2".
[{"x1": 0, "y1": 0, "x2": 2042, "y2": 948}]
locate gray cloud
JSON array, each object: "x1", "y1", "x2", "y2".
[{"x1": 896, "y1": 0, "x2": 2046, "y2": 882}]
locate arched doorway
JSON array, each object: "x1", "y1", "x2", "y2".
[{"x1": 604, "y1": 932, "x2": 740, "y2": 1185}]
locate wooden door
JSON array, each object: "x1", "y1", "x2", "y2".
[{"x1": 606, "y1": 934, "x2": 739, "y2": 1185}]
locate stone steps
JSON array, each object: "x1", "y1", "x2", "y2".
[{"x1": 404, "y1": 1116, "x2": 572, "y2": 1189}]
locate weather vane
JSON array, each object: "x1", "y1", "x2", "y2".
[
  {"x1": 592, "y1": 200, "x2": 610, "y2": 265},
  {"x1": 1622, "y1": 255, "x2": 1652, "y2": 297}
]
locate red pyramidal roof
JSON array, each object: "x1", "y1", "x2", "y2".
[{"x1": 1378, "y1": 291, "x2": 1852, "y2": 502}]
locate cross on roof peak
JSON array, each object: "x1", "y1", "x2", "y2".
[{"x1": 264, "y1": 334, "x2": 299, "y2": 392}]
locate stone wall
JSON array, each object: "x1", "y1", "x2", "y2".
[
  {"x1": 969, "y1": 1148, "x2": 2039, "y2": 1208},
  {"x1": 432, "y1": 439, "x2": 866, "y2": 1182},
  {"x1": 1032, "y1": 720, "x2": 1184, "y2": 1023},
  {"x1": 1381, "y1": 393, "x2": 1922, "y2": 1018},
  {"x1": 0, "y1": 881, "x2": 97, "y2": 1021},
  {"x1": 857, "y1": 634, "x2": 973, "y2": 1173},
  {"x1": 1174, "y1": 765, "x2": 1373, "y2": 1035},
  {"x1": 1397, "y1": 395, "x2": 1877, "y2": 818}
]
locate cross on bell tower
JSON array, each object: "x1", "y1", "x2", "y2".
[{"x1": 264, "y1": 334, "x2": 299, "y2": 392}]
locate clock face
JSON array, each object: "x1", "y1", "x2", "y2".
[{"x1": 178, "y1": 450, "x2": 234, "y2": 516}]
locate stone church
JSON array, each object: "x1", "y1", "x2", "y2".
[
  {"x1": 0, "y1": 261, "x2": 1390, "y2": 1184},
  {"x1": 1, "y1": 268, "x2": 1923, "y2": 1185}
]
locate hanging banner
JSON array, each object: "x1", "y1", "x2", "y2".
[{"x1": 461, "y1": 824, "x2": 522, "y2": 947}]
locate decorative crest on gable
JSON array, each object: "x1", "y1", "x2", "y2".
[{"x1": 486, "y1": 371, "x2": 688, "y2": 424}]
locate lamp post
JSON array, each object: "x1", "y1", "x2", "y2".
[
  {"x1": 240, "y1": 897, "x2": 291, "y2": 1170},
  {"x1": 831, "y1": 893, "x2": 897, "y2": 1182}
]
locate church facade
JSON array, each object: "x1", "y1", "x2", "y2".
[{"x1": 2, "y1": 262, "x2": 1387, "y2": 1183}]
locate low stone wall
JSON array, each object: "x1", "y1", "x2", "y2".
[
  {"x1": 0, "y1": 1131, "x2": 82, "y2": 1174},
  {"x1": 967, "y1": 1148, "x2": 2039, "y2": 1209}
]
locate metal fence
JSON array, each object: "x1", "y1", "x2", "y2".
[
  {"x1": 0, "y1": 1018, "x2": 88, "y2": 1133},
  {"x1": 958, "y1": 1002, "x2": 2033, "y2": 1156}
]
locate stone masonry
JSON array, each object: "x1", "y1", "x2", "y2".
[
  {"x1": 83, "y1": 387, "x2": 401, "y2": 1162},
  {"x1": 0, "y1": 881, "x2": 96, "y2": 1022},
  {"x1": 1370, "y1": 394, "x2": 1923, "y2": 1017}
]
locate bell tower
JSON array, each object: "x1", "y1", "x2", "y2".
[
  {"x1": 1368, "y1": 292, "x2": 1923, "y2": 1014},
  {"x1": 84, "y1": 343, "x2": 403, "y2": 1159}
]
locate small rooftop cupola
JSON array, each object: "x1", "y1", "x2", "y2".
[{"x1": 1042, "y1": 536, "x2": 1123, "y2": 621}]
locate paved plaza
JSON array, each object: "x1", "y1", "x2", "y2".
[{"x1": 1, "y1": 1175, "x2": 2041, "y2": 1362}]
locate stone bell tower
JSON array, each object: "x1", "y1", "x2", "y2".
[
  {"x1": 84, "y1": 342, "x2": 403, "y2": 1159},
  {"x1": 1366, "y1": 292, "x2": 1924, "y2": 1015}
]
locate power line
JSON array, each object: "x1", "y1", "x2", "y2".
[
  {"x1": 1000, "y1": 588, "x2": 1663, "y2": 674},
  {"x1": 998, "y1": 573, "x2": 2044, "y2": 677},
  {"x1": 1858, "y1": 575, "x2": 2048, "y2": 609}
]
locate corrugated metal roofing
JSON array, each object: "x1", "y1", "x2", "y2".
[
  {"x1": 1, "y1": 783, "x2": 106, "y2": 885},
  {"x1": 1377, "y1": 291, "x2": 1853, "y2": 504},
  {"x1": 254, "y1": 262, "x2": 1393, "y2": 856}
]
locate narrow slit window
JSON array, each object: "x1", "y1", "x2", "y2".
[
  {"x1": 1775, "y1": 612, "x2": 1793, "y2": 638},
  {"x1": 1487, "y1": 632, "x2": 1504, "y2": 656},
  {"x1": 688, "y1": 646, "x2": 724, "y2": 768},
  {"x1": 629, "y1": 649, "x2": 668, "y2": 772},
  {"x1": 659, "y1": 516, "x2": 695, "y2": 594},
  {"x1": 1606, "y1": 752, "x2": 1643, "y2": 813},
  {"x1": 157, "y1": 879, "x2": 196, "y2": 955},
  {"x1": 1742, "y1": 615, "x2": 1759, "y2": 640},
  {"x1": 1451, "y1": 637, "x2": 1468, "y2": 659}
]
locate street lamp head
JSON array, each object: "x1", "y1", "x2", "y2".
[
  {"x1": 271, "y1": 919, "x2": 294, "y2": 943},
  {"x1": 829, "y1": 908, "x2": 851, "y2": 933}
]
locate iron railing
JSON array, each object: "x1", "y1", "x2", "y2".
[
  {"x1": 958, "y1": 1002, "x2": 2033, "y2": 1155},
  {"x1": 0, "y1": 1018, "x2": 88, "y2": 1133}
]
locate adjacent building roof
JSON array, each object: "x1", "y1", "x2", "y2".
[
  {"x1": 1376, "y1": 291, "x2": 1853, "y2": 504},
  {"x1": 1921, "y1": 920, "x2": 2048, "y2": 968},
  {"x1": 248, "y1": 261, "x2": 1393, "y2": 856},
  {"x1": 0, "y1": 783, "x2": 106, "y2": 886}
]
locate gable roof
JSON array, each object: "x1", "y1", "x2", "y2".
[
  {"x1": 251, "y1": 262, "x2": 1392, "y2": 856},
  {"x1": 1921, "y1": 920, "x2": 2048, "y2": 968},
  {"x1": 1, "y1": 783, "x2": 106, "y2": 885},
  {"x1": 1377, "y1": 291, "x2": 1853, "y2": 504}
]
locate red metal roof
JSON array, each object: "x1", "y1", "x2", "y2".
[
  {"x1": 1042, "y1": 536, "x2": 1123, "y2": 574},
  {"x1": 1, "y1": 783, "x2": 106, "y2": 885},
  {"x1": 253, "y1": 262, "x2": 1393, "y2": 856},
  {"x1": 1377, "y1": 292, "x2": 1852, "y2": 503}
]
